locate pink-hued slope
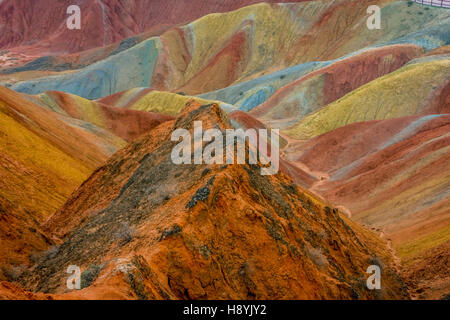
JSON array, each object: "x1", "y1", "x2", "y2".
[{"x1": 0, "y1": 0, "x2": 308, "y2": 55}]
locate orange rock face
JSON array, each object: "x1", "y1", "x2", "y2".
[
  {"x1": 12, "y1": 101, "x2": 408, "y2": 300},
  {"x1": 1, "y1": 0, "x2": 448, "y2": 301},
  {"x1": 0, "y1": 86, "x2": 175, "y2": 283}
]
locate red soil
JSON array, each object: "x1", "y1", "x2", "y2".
[
  {"x1": 0, "y1": 282, "x2": 52, "y2": 300},
  {"x1": 284, "y1": 114, "x2": 450, "y2": 298},
  {"x1": 287, "y1": 115, "x2": 450, "y2": 216},
  {"x1": 402, "y1": 241, "x2": 450, "y2": 300},
  {"x1": 0, "y1": 0, "x2": 308, "y2": 55},
  {"x1": 423, "y1": 78, "x2": 450, "y2": 115}
]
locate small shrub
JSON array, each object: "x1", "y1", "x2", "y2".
[
  {"x1": 44, "y1": 245, "x2": 60, "y2": 260},
  {"x1": 80, "y1": 264, "x2": 103, "y2": 289},
  {"x1": 159, "y1": 224, "x2": 182, "y2": 241},
  {"x1": 2, "y1": 265, "x2": 26, "y2": 282},
  {"x1": 29, "y1": 251, "x2": 44, "y2": 264},
  {"x1": 440, "y1": 293, "x2": 450, "y2": 300}
]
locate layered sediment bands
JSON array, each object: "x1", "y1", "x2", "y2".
[
  {"x1": 285, "y1": 114, "x2": 450, "y2": 298},
  {"x1": 17, "y1": 101, "x2": 408, "y2": 299},
  {"x1": 250, "y1": 44, "x2": 423, "y2": 129},
  {"x1": 96, "y1": 88, "x2": 155, "y2": 108},
  {"x1": 34, "y1": 91, "x2": 174, "y2": 142},
  {"x1": 175, "y1": 26, "x2": 252, "y2": 95},
  {"x1": 1, "y1": 0, "x2": 448, "y2": 301},
  {"x1": 0, "y1": 86, "x2": 126, "y2": 280},
  {"x1": 199, "y1": 61, "x2": 328, "y2": 112},
  {"x1": 8, "y1": 0, "x2": 450, "y2": 99},
  {"x1": 0, "y1": 0, "x2": 308, "y2": 55},
  {"x1": 0, "y1": 85, "x2": 177, "y2": 281},
  {"x1": 285, "y1": 58, "x2": 450, "y2": 139},
  {"x1": 0, "y1": 87, "x2": 123, "y2": 219},
  {"x1": 97, "y1": 89, "x2": 235, "y2": 116},
  {"x1": 0, "y1": 0, "x2": 309, "y2": 75},
  {"x1": 0, "y1": 86, "x2": 177, "y2": 235}
]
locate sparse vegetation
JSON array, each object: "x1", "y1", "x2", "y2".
[
  {"x1": 81, "y1": 264, "x2": 103, "y2": 289},
  {"x1": 44, "y1": 245, "x2": 60, "y2": 260},
  {"x1": 186, "y1": 177, "x2": 215, "y2": 209},
  {"x1": 159, "y1": 224, "x2": 182, "y2": 241},
  {"x1": 29, "y1": 250, "x2": 45, "y2": 264},
  {"x1": 1, "y1": 264, "x2": 26, "y2": 282}
]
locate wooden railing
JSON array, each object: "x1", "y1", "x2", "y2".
[{"x1": 413, "y1": 0, "x2": 450, "y2": 8}]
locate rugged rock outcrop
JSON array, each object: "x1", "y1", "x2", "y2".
[
  {"x1": 15, "y1": 101, "x2": 409, "y2": 300},
  {"x1": 0, "y1": 86, "x2": 174, "y2": 281}
]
